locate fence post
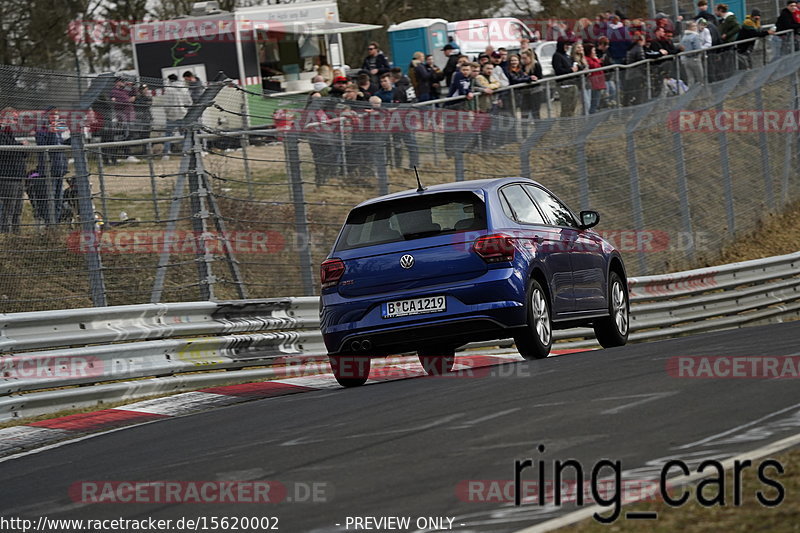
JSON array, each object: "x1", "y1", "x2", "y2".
[
  {"x1": 785, "y1": 71, "x2": 800, "y2": 204},
  {"x1": 70, "y1": 73, "x2": 116, "y2": 307},
  {"x1": 187, "y1": 130, "x2": 216, "y2": 301},
  {"x1": 240, "y1": 131, "x2": 255, "y2": 200},
  {"x1": 70, "y1": 133, "x2": 107, "y2": 307},
  {"x1": 754, "y1": 88, "x2": 775, "y2": 209},
  {"x1": 284, "y1": 132, "x2": 316, "y2": 296},
  {"x1": 519, "y1": 119, "x2": 554, "y2": 179},
  {"x1": 454, "y1": 150, "x2": 465, "y2": 182},
  {"x1": 716, "y1": 102, "x2": 736, "y2": 236},
  {"x1": 575, "y1": 114, "x2": 607, "y2": 210},
  {"x1": 145, "y1": 142, "x2": 161, "y2": 221},
  {"x1": 149, "y1": 72, "x2": 229, "y2": 302},
  {"x1": 625, "y1": 102, "x2": 659, "y2": 274}
]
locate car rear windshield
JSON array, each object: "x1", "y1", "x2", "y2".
[{"x1": 335, "y1": 192, "x2": 487, "y2": 251}]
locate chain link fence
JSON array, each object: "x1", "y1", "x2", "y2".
[{"x1": 0, "y1": 38, "x2": 799, "y2": 312}]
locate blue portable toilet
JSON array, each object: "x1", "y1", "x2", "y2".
[{"x1": 387, "y1": 18, "x2": 449, "y2": 70}]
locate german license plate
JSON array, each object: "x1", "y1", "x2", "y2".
[{"x1": 382, "y1": 296, "x2": 446, "y2": 318}]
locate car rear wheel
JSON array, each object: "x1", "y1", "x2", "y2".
[
  {"x1": 418, "y1": 347, "x2": 456, "y2": 375},
  {"x1": 514, "y1": 279, "x2": 552, "y2": 360},
  {"x1": 593, "y1": 271, "x2": 629, "y2": 348},
  {"x1": 329, "y1": 355, "x2": 371, "y2": 387}
]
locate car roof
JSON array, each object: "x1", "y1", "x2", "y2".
[{"x1": 353, "y1": 177, "x2": 543, "y2": 208}]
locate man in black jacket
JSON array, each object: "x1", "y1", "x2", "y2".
[
  {"x1": 361, "y1": 42, "x2": 391, "y2": 83},
  {"x1": 695, "y1": 0, "x2": 718, "y2": 25},
  {"x1": 552, "y1": 40, "x2": 579, "y2": 116},
  {"x1": 776, "y1": 0, "x2": 800, "y2": 57},
  {"x1": 442, "y1": 44, "x2": 461, "y2": 88}
]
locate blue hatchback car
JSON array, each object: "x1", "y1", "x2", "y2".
[{"x1": 320, "y1": 177, "x2": 629, "y2": 386}]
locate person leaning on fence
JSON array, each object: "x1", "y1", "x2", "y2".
[
  {"x1": 583, "y1": 44, "x2": 606, "y2": 114},
  {"x1": 680, "y1": 21, "x2": 706, "y2": 85},
  {"x1": 553, "y1": 40, "x2": 579, "y2": 116},
  {"x1": 624, "y1": 34, "x2": 648, "y2": 106},
  {"x1": 304, "y1": 93, "x2": 338, "y2": 186},
  {"x1": 35, "y1": 108, "x2": 69, "y2": 225},
  {"x1": 0, "y1": 108, "x2": 27, "y2": 233},
  {"x1": 519, "y1": 50, "x2": 543, "y2": 119},
  {"x1": 162, "y1": 74, "x2": 192, "y2": 159},
  {"x1": 775, "y1": 1, "x2": 800, "y2": 57},
  {"x1": 738, "y1": 10, "x2": 775, "y2": 69},
  {"x1": 570, "y1": 42, "x2": 591, "y2": 114},
  {"x1": 714, "y1": 4, "x2": 741, "y2": 79}
]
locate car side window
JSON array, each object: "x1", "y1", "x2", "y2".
[
  {"x1": 500, "y1": 185, "x2": 546, "y2": 224},
  {"x1": 524, "y1": 185, "x2": 577, "y2": 228}
]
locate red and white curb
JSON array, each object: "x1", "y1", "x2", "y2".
[{"x1": 0, "y1": 351, "x2": 581, "y2": 458}]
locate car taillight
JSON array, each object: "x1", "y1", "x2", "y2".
[
  {"x1": 474, "y1": 234, "x2": 516, "y2": 263},
  {"x1": 320, "y1": 258, "x2": 345, "y2": 288}
]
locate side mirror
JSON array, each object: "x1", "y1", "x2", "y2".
[{"x1": 579, "y1": 210, "x2": 599, "y2": 229}]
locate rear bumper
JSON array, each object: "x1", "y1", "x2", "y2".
[{"x1": 320, "y1": 268, "x2": 527, "y2": 355}]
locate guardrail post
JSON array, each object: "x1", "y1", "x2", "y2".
[
  {"x1": 716, "y1": 102, "x2": 736, "y2": 237},
  {"x1": 614, "y1": 67, "x2": 622, "y2": 108},
  {"x1": 284, "y1": 132, "x2": 316, "y2": 296},
  {"x1": 755, "y1": 88, "x2": 775, "y2": 209}
]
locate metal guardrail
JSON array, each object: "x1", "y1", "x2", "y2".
[{"x1": 1, "y1": 252, "x2": 798, "y2": 421}]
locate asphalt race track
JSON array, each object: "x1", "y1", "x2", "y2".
[{"x1": 1, "y1": 322, "x2": 799, "y2": 532}]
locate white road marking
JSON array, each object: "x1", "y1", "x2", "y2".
[
  {"x1": 674, "y1": 401, "x2": 800, "y2": 449},
  {"x1": 512, "y1": 430, "x2": 800, "y2": 533},
  {"x1": 450, "y1": 408, "x2": 521, "y2": 429},
  {"x1": 592, "y1": 391, "x2": 677, "y2": 415}
]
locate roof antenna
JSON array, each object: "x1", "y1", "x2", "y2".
[{"x1": 414, "y1": 166, "x2": 426, "y2": 192}]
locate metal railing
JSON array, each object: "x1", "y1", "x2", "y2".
[{"x1": 1, "y1": 251, "x2": 798, "y2": 421}]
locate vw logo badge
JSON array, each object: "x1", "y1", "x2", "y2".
[{"x1": 400, "y1": 254, "x2": 415, "y2": 269}]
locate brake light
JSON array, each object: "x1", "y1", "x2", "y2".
[
  {"x1": 320, "y1": 258, "x2": 345, "y2": 288},
  {"x1": 474, "y1": 234, "x2": 516, "y2": 263}
]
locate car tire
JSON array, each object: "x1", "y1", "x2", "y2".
[
  {"x1": 593, "y1": 271, "x2": 629, "y2": 348},
  {"x1": 418, "y1": 347, "x2": 456, "y2": 375},
  {"x1": 514, "y1": 279, "x2": 553, "y2": 360},
  {"x1": 329, "y1": 355, "x2": 371, "y2": 387}
]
